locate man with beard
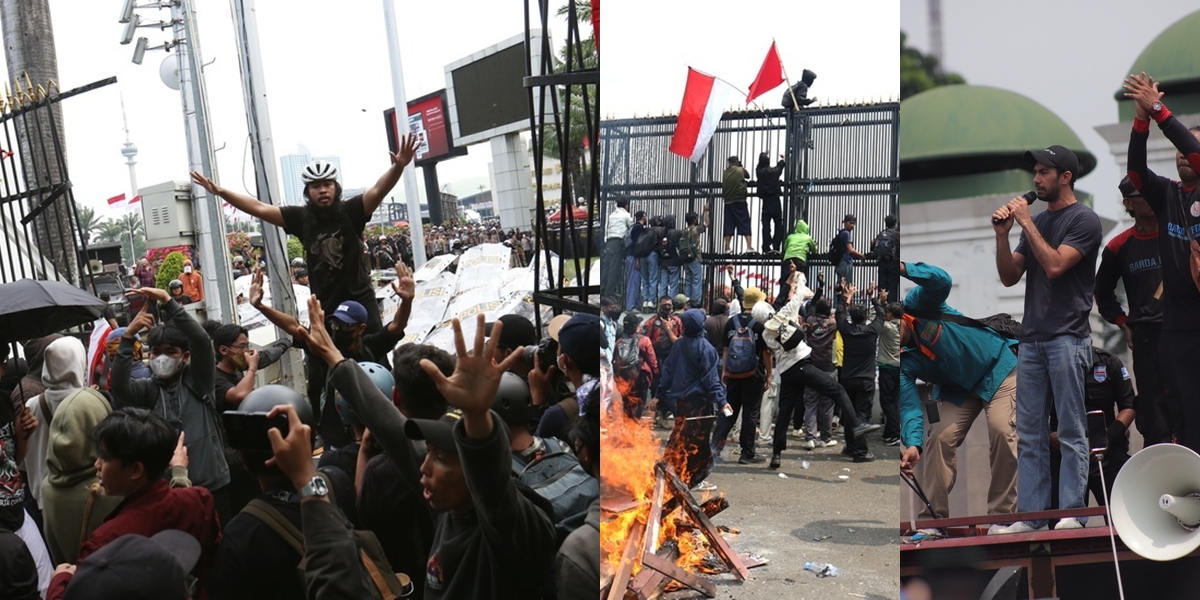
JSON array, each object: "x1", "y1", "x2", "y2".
[
  {"x1": 1094, "y1": 176, "x2": 1167, "y2": 445},
  {"x1": 190, "y1": 134, "x2": 418, "y2": 333},
  {"x1": 249, "y1": 265, "x2": 413, "y2": 451},
  {"x1": 1123, "y1": 73, "x2": 1200, "y2": 455},
  {"x1": 992, "y1": 144, "x2": 1102, "y2": 534}
]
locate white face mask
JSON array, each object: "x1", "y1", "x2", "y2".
[
  {"x1": 149, "y1": 355, "x2": 184, "y2": 380},
  {"x1": 184, "y1": 266, "x2": 193, "y2": 274}
]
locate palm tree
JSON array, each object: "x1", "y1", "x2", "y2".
[
  {"x1": 75, "y1": 205, "x2": 101, "y2": 245},
  {"x1": 117, "y1": 212, "x2": 146, "y2": 263},
  {"x1": 94, "y1": 219, "x2": 125, "y2": 244},
  {"x1": 541, "y1": 2, "x2": 597, "y2": 210}
]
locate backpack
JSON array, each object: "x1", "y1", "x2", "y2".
[
  {"x1": 828, "y1": 232, "x2": 845, "y2": 263},
  {"x1": 633, "y1": 226, "x2": 664, "y2": 258},
  {"x1": 513, "y1": 437, "x2": 599, "y2": 539},
  {"x1": 723, "y1": 315, "x2": 760, "y2": 378},
  {"x1": 905, "y1": 308, "x2": 1021, "y2": 341},
  {"x1": 873, "y1": 228, "x2": 899, "y2": 262},
  {"x1": 613, "y1": 335, "x2": 643, "y2": 381},
  {"x1": 658, "y1": 229, "x2": 681, "y2": 261},
  {"x1": 241, "y1": 497, "x2": 414, "y2": 599},
  {"x1": 677, "y1": 228, "x2": 699, "y2": 263}
]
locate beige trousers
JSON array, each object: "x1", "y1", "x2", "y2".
[{"x1": 919, "y1": 370, "x2": 1018, "y2": 519}]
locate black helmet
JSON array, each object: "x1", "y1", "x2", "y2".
[
  {"x1": 241, "y1": 385, "x2": 313, "y2": 424},
  {"x1": 491, "y1": 372, "x2": 533, "y2": 427}
]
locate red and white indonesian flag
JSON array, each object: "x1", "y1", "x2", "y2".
[
  {"x1": 669, "y1": 68, "x2": 739, "y2": 164},
  {"x1": 86, "y1": 317, "x2": 113, "y2": 386},
  {"x1": 106, "y1": 193, "x2": 141, "y2": 212}
]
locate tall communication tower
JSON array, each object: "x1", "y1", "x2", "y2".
[
  {"x1": 119, "y1": 94, "x2": 138, "y2": 199},
  {"x1": 928, "y1": 0, "x2": 944, "y2": 62}
]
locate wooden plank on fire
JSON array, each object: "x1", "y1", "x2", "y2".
[
  {"x1": 641, "y1": 550, "x2": 717, "y2": 598},
  {"x1": 643, "y1": 465, "x2": 668, "y2": 554},
  {"x1": 606, "y1": 519, "x2": 645, "y2": 600},
  {"x1": 630, "y1": 544, "x2": 679, "y2": 600},
  {"x1": 664, "y1": 465, "x2": 751, "y2": 581}
]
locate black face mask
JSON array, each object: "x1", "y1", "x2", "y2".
[
  {"x1": 331, "y1": 328, "x2": 358, "y2": 350},
  {"x1": 659, "y1": 306, "x2": 673, "y2": 318},
  {"x1": 605, "y1": 309, "x2": 622, "y2": 321}
]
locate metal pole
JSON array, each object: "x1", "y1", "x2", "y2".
[
  {"x1": 381, "y1": 0, "x2": 426, "y2": 267},
  {"x1": 173, "y1": 0, "x2": 234, "y2": 322},
  {"x1": 229, "y1": 0, "x2": 300, "y2": 389}
]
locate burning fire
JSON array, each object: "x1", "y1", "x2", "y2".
[{"x1": 602, "y1": 379, "x2": 717, "y2": 581}]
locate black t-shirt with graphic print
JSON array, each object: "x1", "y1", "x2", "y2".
[{"x1": 280, "y1": 195, "x2": 372, "y2": 315}]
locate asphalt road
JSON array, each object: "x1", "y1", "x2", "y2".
[{"x1": 658, "y1": 426, "x2": 902, "y2": 600}]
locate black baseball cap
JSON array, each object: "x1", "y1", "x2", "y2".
[
  {"x1": 404, "y1": 413, "x2": 461, "y2": 455},
  {"x1": 64, "y1": 530, "x2": 201, "y2": 600},
  {"x1": 727, "y1": 155, "x2": 740, "y2": 164},
  {"x1": 1024, "y1": 145, "x2": 1081, "y2": 181},
  {"x1": 843, "y1": 213, "x2": 857, "y2": 223},
  {"x1": 1118, "y1": 176, "x2": 1142, "y2": 198}
]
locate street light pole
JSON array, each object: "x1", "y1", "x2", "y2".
[{"x1": 381, "y1": 0, "x2": 426, "y2": 268}]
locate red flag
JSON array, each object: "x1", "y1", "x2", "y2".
[
  {"x1": 106, "y1": 193, "x2": 126, "y2": 207},
  {"x1": 591, "y1": 0, "x2": 600, "y2": 52},
  {"x1": 746, "y1": 42, "x2": 785, "y2": 104},
  {"x1": 669, "y1": 68, "x2": 738, "y2": 163}
]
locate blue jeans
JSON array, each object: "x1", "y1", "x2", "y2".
[
  {"x1": 684, "y1": 260, "x2": 703, "y2": 301},
  {"x1": 659, "y1": 265, "x2": 680, "y2": 301},
  {"x1": 1016, "y1": 335, "x2": 1091, "y2": 527},
  {"x1": 624, "y1": 255, "x2": 641, "y2": 310},
  {"x1": 834, "y1": 255, "x2": 854, "y2": 285},
  {"x1": 640, "y1": 252, "x2": 659, "y2": 306}
]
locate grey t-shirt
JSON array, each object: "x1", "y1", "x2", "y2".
[{"x1": 1014, "y1": 201, "x2": 1102, "y2": 341}]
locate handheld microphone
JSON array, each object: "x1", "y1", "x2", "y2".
[{"x1": 992, "y1": 191, "x2": 1039, "y2": 225}]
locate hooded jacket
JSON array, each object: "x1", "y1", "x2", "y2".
[
  {"x1": 40, "y1": 386, "x2": 117, "y2": 564},
  {"x1": 763, "y1": 275, "x2": 815, "y2": 375},
  {"x1": 756, "y1": 155, "x2": 785, "y2": 198},
  {"x1": 783, "y1": 220, "x2": 817, "y2": 261},
  {"x1": 782, "y1": 69, "x2": 818, "y2": 110},
  {"x1": 554, "y1": 497, "x2": 599, "y2": 600},
  {"x1": 657, "y1": 309, "x2": 727, "y2": 407},
  {"x1": 179, "y1": 259, "x2": 204, "y2": 302},
  {"x1": 11, "y1": 333, "x2": 61, "y2": 408},
  {"x1": 24, "y1": 337, "x2": 87, "y2": 507}
]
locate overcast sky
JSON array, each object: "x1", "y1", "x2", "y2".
[
  {"x1": 602, "y1": 0, "x2": 899, "y2": 119},
  {"x1": 16, "y1": 0, "x2": 568, "y2": 222},
  {"x1": 901, "y1": 0, "x2": 1200, "y2": 222}
]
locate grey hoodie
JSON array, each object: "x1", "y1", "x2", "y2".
[{"x1": 24, "y1": 337, "x2": 88, "y2": 506}]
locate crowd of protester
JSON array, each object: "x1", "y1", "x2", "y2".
[{"x1": 0, "y1": 133, "x2": 599, "y2": 599}]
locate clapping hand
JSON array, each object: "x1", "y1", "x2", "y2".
[{"x1": 1122, "y1": 72, "x2": 1163, "y2": 119}]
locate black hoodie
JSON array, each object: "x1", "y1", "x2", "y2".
[{"x1": 782, "y1": 69, "x2": 818, "y2": 110}]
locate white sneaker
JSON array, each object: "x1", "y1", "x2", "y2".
[
  {"x1": 822, "y1": 439, "x2": 839, "y2": 447},
  {"x1": 1054, "y1": 518, "x2": 1084, "y2": 530},
  {"x1": 801, "y1": 439, "x2": 816, "y2": 450},
  {"x1": 692, "y1": 480, "x2": 718, "y2": 493},
  {"x1": 988, "y1": 521, "x2": 1048, "y2": 535}
]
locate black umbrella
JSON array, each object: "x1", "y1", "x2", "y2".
[{"x1": 0, "y1": 278, "x2": 106, "y2": 342}]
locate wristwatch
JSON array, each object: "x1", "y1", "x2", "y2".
[
  {"x1": 1151, "y1": 101, "x2": 1164, "y2": 114},
  {"x1": 297, "y1": 475, "x2": 329, "y2": 500}
]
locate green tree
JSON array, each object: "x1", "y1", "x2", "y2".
[
  {"x1": 155, "y1": 250, "x2": 187, "y2": 290},
  {"x1": 901, "y1": 31, "x2": 966, "y2": 101},
  {"x1": 287, "y1": 235, "x2": 304, "y2": 261},
  {"x1": 75, "y1": 205, "x2": 101, "y2": 245},
  {"x1": 541, "y1": 2, "x2": 597, "y2": 210},
  {"x1": 117, "y1": 212, "x2": 147, "y2": 264}
]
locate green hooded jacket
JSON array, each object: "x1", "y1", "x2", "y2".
[{"x1": 783, "y1": 220, "x2": 817, "y2": 261}]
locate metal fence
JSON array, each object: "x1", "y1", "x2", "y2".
[
  {"x1": 0, "y1": 77, "x2": 115, "y2": 290},
  {"x1": 600, "y1": 102, "x2": 899, "y2": 308}
]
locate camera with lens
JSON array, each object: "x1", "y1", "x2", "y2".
[{"x1": 523, "y1": 337, "x2": 559, "y2": 372}]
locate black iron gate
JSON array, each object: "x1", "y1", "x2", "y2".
[
  {"x1": 600, "y1": 102, "x2": 898, "y2": 308},
  {"x1": 0, "y1": 77, "x2": 116, "y2": 292}
]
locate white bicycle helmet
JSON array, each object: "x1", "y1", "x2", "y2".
[{"x1": 301, "y1": 160, "x2": 338, "y2": 184}]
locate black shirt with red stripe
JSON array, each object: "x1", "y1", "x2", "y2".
[
  {"x1": 1094, "y1": 226, "x2": 1163, "y2": 328},
  {"x1": 1126, "y1": 108, "x2": 1200, "y2": 331}
]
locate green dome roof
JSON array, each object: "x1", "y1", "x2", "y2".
[
  {"x1": 1123, "y1": 9, "x2": 1200, "y2": 91},
  {"x1": 900, "y1": 85, "x2": 1096, "y2": 179}
]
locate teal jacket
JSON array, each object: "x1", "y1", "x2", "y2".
[{"x1": 900, "y1": 262, "x2": 1018, "y2": 449}]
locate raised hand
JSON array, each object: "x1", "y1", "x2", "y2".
[
  {"x1": 190, "y1": 171, "x2": 220, "y2": 195},
  {"x1": 295, "y1": 295, "x2": 344, "y2": 368},
  {"x1": 420, "y1": 314, "x2": 521, "y2": 417},
  {"x1": 391, "y1": 134, "x2": 421, "y2": 169},
  {"x1": 265, "y1": 404, "x2": 318, "y2": 492},
  {"x1": 1122, "y1": 72, "x2": 1163, "y2": 119},
  {"x1": 124, "y1": 308, "x2": 156, "y2": 339},
  {"x1": 392, "y1": 261, "x2": 415, "y2": 302},
  {"x1": 127, "y1": 285, "x2": 170, "y2": 305},
  {"x1": 249, "y1": 267, "x2": 265, "y2": 308},
  {"x1": 169, "y1": 432, "x2": 188, "y2": 469}
]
